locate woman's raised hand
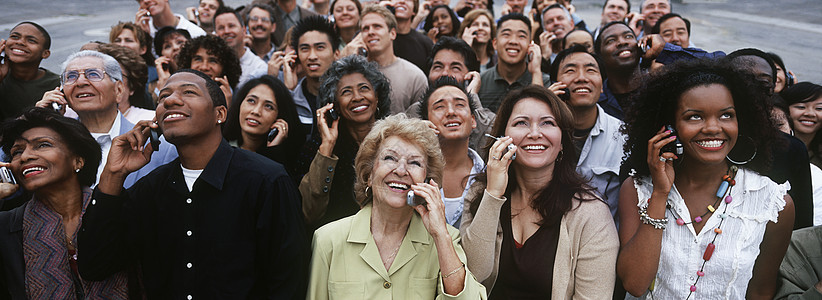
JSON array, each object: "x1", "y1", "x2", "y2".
[
  {"x1": 266, "y1": 119, "x2": 289, "y2": 147},
  {"x1": 647, "y1": 126, "x2": 677, "y2": 195},
  {"x1": 316, "y1": 103, "x2": 339, "y2": 157},
  {"x1": 486, "y1": 136, "x2": 516, "y2": 198}
]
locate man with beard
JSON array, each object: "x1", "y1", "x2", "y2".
[
  {"x1": 252, "y1": 0, "x2": 318, "y2": 46},
  {"x1": 593, "y1": 21, "x2": 642, "y2": 120}
]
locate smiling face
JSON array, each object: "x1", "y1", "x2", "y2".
[
  {"x1": 428, "y1": 50, "x2": 468, "y2": 83},
  {"x1": 8, "y1": 127, "x2": 82, "y2": 192},
  {"x1": 494, "y1": 19, "x2": 530, "y2": 66},
  {"x1": 5, "y1": 23, "x2": 50, "y2": 64},
  {"x1": 542, "y1": 7, "x2": 574, "y2": 40},
  {"x1": 505, "y1": 98, "x2": 563, "y2": 171},
  {"x1": 113, "y1": 29, "x2": 146, "y2": 55},
  {"x1": 641, "y1": 0, "x2": 670, "y2": 28},
  {"x1": 190, "y1": 47, "x2": 224, "y2": 79},
  {"x1": 369, "y1": 135, "x2": 427, "y2": 209},
  {"x1": 63, "y1": 56, "x2": 122, "y2": 117},
  {"x1": 215, "y1": 12, "x2": 244, "y2": 50},
  {"x1": 659, "y1": 16, "x2": 689, "y2": 47},
  {"x1": 198, "y1": 0, "x2": 220, "y2": 24},
  {"x1": 239, "y1": 84, "x2": 279, "y2": 137},
  {"x1": 391, "y1": 0, "x2": 415, "y2": 20},
  {"x1": 333, "y1": 0, "x2": 360, "y2": 29},
  {"x1": 360, "y1": 13, "x2": 396, "y2": 56},
  {"x1": 431, "y1": 7, "x2": 454, "y2": 36},
  {"x1": 138, "y1": 0, "x2": 168, "y2": 17},
  {"x1": 789, "y1": 96, "x2": 822, "y2": 139},
  {"x1": 674, "y1": 84, "x2": 738, "y2": 165},
  {"x1": 599, "y1": 23, "x2": 639, "y2": 71},
  {"x1": 469, "y1": 14, "x2": 492, "y2": 44},
  {"x1": 298, "y1": 31, "x2": 338, "y2": 79},
  {"x1": 161, "y1": 33, "x2": 188, "y2": 62},
  {"x1": 601, "y1": 0, "x2": 628, "y2": 24},
  {"x1": 248, "y1": 7, "x2": 275, "y2": 41},
  {"x1": 156, "y1": 72, "x2": 225, "y2": 144},
  {"x1": 427, "y1": 86, "x2": 476, "y2": 141},
  {"x1": 556, "y1": 52, "x2": 602, "y2": 108},
  {"x1": 336, "y1": 73, "x2": 378, "y2": 125},
  {"x1": 564, "y1": 30, "x2": 594, "y2": 53}
]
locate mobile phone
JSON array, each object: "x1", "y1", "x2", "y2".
[
  {"x1": 245, "y1": 26, "x2": 250, "y2": 35},
  {"x1": 484, "y1": 133, "x2": 517, "y2": 160},
  {"x1": 267, "y1": 127, "x2": 279, "y2": 142},
  {"x1": 661, "y1": 125, "x2": 683, "y2": 156},
  {"x1": 0, "y1": 166, "x2": 16, "y2": 185},
  {"x1": 636, "y1": 20, "x2": 644, "y2": 29},
  {"x1": 386, "y1": 5, "x2": 396, "y2": 15},
  {"x1": 357, "y1": 47, "x2": 368, "y2": 57},
  {"x1": 161, "y1": 62, "x2": 170, "y2": 72},
  {"x1": 324, "y1": 107, "x2": 339, "y2": 128},
  {"x1": 52, "y1": 88, "x2": 65, "y2": 112},
  {"x1": 526, "y1": 52, "x2": 533, "y2": 64},
  {"x1": 406, "y1": 177, "x2": 433, "y2": 207},
  {"x1": 558, "y1": 87, "x2": 570, "y2": 101},
  {"x1": 786, "y1": 71, "x2": 795, "y2": 88},
  {"x1": 149, "y1": 126, "x2": 162, "y2": 152}
]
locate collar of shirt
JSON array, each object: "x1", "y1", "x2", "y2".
[
  {"x1": 490, "y1": 65, "x2": 532, "y2": 87},
  {"x1": 89, "y1": 111, "x2": 123, "y2": 145},
  {"x1": 169, "y1": 139, "x2": 234, "y2": 193}
]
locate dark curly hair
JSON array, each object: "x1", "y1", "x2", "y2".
[
  {"x1": 176, "y1": 34, "x2": 241, "y2": 90},
  {"x1": 471, "y1": 85, "x2": 597, "y2": 226},
  {"x1": 318, "y1": 55, "x2": 390, "y2": 122},
  {"x1": 424, "y1": 5, "x2": 461, "y2": 38},
  {"x1": 1, "y1": 108, "x2": 102, "y2": 187},
  {"x1": 622, "y1": 58, "x2": 780, "y2": 177},
  {"x1": 223, "y1": 75, "x2": 302, "y2": 151}
]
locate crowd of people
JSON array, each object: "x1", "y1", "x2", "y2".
[{"x1": 0, "y1": 0, "x2": 820, "y2": 298}]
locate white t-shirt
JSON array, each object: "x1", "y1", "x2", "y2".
[
  {"x1": 149, "y1": 13, "x2": 207, "y2": 38},
  {"x1": 181, "y1": 166, "x2": 204, "y2": 192},
  {"x1": 810, "y1": 164, "x2": 822, "y2": 226}
]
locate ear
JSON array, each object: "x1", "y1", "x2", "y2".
[
  {"x1": 42, "y1": 49, "x2": 51, "y2": 60},
  {"x1": 139, "y1": 45, "x2": 148, "y2": 56},
  {"x1": 334, "y1": 49, "x2": 341, "y2": 60},
  {"x1": 114, "y1": 80, "x2": 125, "y2": 103},
  {"x1": 389, "y1": 27, "x2": 397, "y2": 41},
  {"x1": 471, "y1": 114, "x2": 477, "y2": 129},
  {"x1": 215, "y1": 104, "x2": 228, "y2": 125},
  {"x1": 74, "y1": 157, "x2": 85, "y2": 171}
]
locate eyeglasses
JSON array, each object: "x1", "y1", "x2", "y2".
[
  {"x1": 249, "y1": 16, "x2": 273, "y2": 23},
  {"x1": 62, "y1": 69, "x2": 107, "y2": 85}
]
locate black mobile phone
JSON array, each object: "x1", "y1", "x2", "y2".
[
  {"x1": 161, "y1": 62, "x2": 170, "y2": 72},
  {"x1": 357, "y1": 47, "x2": 368, "y2": 57},
  {"x1": 558, "y1": 87, "x2": 570, "y2": 101},
  {"x1": 385, "y1": 5, "x2": 396, "y2": 15},
  {"x1": 149, "y1": 126, "x2": 162, "y2": 152},
  {"x1": 526, "y1": 52, "x2": 533, "y2": 64},
  {"x1": 267, "y1": 127, "x2": 279, "y2": 142},
  {"x1": 0, "y1": 166, "x2": 16, "y2": 185},
  {"x1": 661, "y1": 125, "x2": 683, "y2": 156},
  {"x1": 636, "y1": 20, "x2": 644, "y2": 29},
  {"x1": 786, "y1": 71, "x2": 795, "y2": 88},
  {"x1": 324, "y1": 107, "x2": 339, "y2": 128}
]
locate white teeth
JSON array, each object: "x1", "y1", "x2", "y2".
[
  {"x1": 351, "y1": 105, "x2": 368, "y2": 112},
  {"x1": 23, "y1": 167, "x2": 44, "y2": 175},
  {"x1": 619, "y1": 50, "x2": 631, "y2": 56},
  {"x1": 77, "y1": 93, "x2": 93, "y2": 98},
  {"x1": 444, "y1": 122, "x2": 459, "y2": 127},
  {"x1": 697, "y1": 140, "x2": 723, "y2": 148},
  {"x1": 573, "y1": 88, "x2": 590, "y2": 93},
  {"x1": 11, "y1": 49, "x2": 25, "y2": 54},
  {"x1": 800, "y1": 120, "x2": 816, "y2": 125},
  {"x1": 165, "y1": 113, "x2": 185, "y2": 120},
  {"x1": 387, "y1": 182, "x2": 409, "y2": 190},
  {"x1": 523, "y1": 145, "x2": 546, "y2": 150},
  {"x1": 247, "y1": 119, "x2": 260, "y2": 125},
  {"x1": 507, "y1": 50, "x2": 518, "y2": 55}
]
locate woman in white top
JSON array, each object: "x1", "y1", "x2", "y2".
[{"x1": 617, "y1": 59, "x2": 795, "y2": 299}]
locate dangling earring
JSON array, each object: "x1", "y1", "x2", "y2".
[{"x1": 726, "y1": 135, "x2": 757, "y2": 165}]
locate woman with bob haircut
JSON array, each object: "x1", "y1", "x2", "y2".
[
  {"x1": 458, "y1": 9, "x2": 496, "y2": 73},
  {"x1": 618, "y1": 58, "x2": 794, "y2": 298},
  {"x1": 330, "y1": 0, "x2": 362, "y2": 47},
  {"x1": 299, "y1": 55, "x2": 391, "y2": 229},
  {"x1": 782, "y1": 82, "x2": 822, "y2": 168},
  {"x1": 460, "y1": 85, "x2": 618, "y2": 298},
  {"x1": 307, "y1": 114, "x2": 487, "y2": 299},
  {"x1": 424, "y1": 5, "x2": 461, "y2": 44},
  {"x1": 0, "y1": 108, "x2": 130, "y2": 299},
  {"x1": 222, "y1": 75, "x2": 304, "y2": 181}
]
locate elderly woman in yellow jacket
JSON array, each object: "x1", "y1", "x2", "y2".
[{"x1": 307, "y1": 114, "x2": 486, "y2": 299}]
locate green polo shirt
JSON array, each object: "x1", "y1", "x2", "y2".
[{"x1": 477, "y1": 66, "x2": 550, "y2": 112}]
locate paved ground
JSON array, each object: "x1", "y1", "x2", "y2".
[{"x1": 1, "y1": 0, "x2": 820, "y2": 82}]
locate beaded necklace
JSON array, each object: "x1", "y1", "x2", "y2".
[{"x1": 666, "y1": 165, "x2": 738, "y2": 299}]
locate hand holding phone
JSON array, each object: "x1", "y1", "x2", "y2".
[
  {"x1": 406, "y1": 177, "x2": 433, "y2": 207},
  {"x1": 267, "y1": 127, "x2": 279, "y2": 142},
  {"x1": 0, "y1": 166, "x2": 16, "y2": 185},
  {"x1": 324, "y1": 107, "x2": 339, "y2": 128}
]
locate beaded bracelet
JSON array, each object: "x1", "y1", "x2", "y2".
[
  {"x1": 638, "y1": 205, "x2": 668, "y2": 230},
  {"x1": 442, "y1": 263, "x2": 465, "y2": 279}
]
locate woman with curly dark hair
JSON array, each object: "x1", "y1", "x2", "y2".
[
  {"x1": 176, "y1": 34, "x2": 241, "y2": 104},
  {"x1": 460, "y1": 85, "x2": 618, "y2": 298},
  {"x1": 617, "y1": 58, "x2": 794, "y2": 299},
  {"x1": 299, "y1": 55, "x2": 391, "y2": 230}
]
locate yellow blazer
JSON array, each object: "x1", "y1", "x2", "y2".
[{"x1": 307, "y1": 204, "x2": 487, "y2": 299}]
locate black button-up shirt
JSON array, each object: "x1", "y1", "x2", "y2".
[{"x1": 78, "y1": 140, "x2": 305, "y2": 299}]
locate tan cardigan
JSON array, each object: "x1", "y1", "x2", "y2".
[{"x1": 459, "y1": 182, "x2": 619, "y2": 299}]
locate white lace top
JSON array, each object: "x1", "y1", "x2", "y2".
[{"x1": 633, "y1": 168, "x2": 788, "y2": 299}]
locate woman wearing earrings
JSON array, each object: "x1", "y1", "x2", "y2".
[{"x1": 618, "y1": 59, "x2": 794, "y2": 299}]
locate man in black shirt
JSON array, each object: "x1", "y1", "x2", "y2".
[
  {"x1": 391, "y1": 0, "x2": 433, "y2": 72},
  {"x1": 78, "y1": 69, "x2": 305, "y2": 299},
  {"x1": 0, "y1": 22, "x2": 60, "y2": 120}
]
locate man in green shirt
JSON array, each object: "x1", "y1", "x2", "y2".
[
  {"x1": 0, "y1": 22, "x2": 60, "y2": 120},
  {"x1": 776, "y1": 225, "x2": 822, "y2": 299}
]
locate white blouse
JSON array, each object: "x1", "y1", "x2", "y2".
[{"x1": 633, "y1": 168, "x2": 787, "y2": 299}]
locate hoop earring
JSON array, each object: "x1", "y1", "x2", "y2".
[
  {"x1": 726, "y1": 135, "x2": 757, "y2": 165},
  {"x1": 365, "y1": 186, "x2": 371, "y2": 198}
]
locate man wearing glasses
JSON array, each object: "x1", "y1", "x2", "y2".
[
  {"x1": 245, "y1": 4, "x2": 280, "y2": 62},
  {"x1": 36, "y1": 50, "x2": 177, "y2": 188}
]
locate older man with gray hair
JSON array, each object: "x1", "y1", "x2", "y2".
[{"x1": 37, "y1": 50, "x2": 177, "y2": 188}]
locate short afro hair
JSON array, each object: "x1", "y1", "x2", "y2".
[{"x1": 176, "y1": 35, "x2": 242, "y2": 90}]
